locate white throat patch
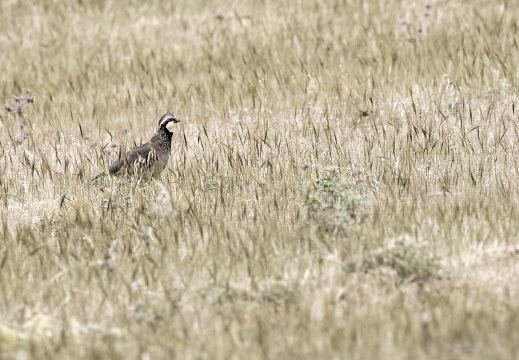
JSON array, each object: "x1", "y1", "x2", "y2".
[{"x1": 165, "y1": 121, "x2": 177, "y2": 133}]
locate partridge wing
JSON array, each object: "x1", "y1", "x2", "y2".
[
  {"x1": 109, "y1": 143, "x2": 152, "y2": 175},
  {"x1": 126, "y1": 143, "x2": 153, "y2": 165},
  {"x1": 130, "y1": 142, "x2": 162, "y2": 174}
]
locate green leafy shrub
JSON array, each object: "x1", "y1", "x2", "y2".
[
  {"x1": 306, "y1": 168, "x2": 367, "y2": 232},
  {"x1": 347, "y1": 236, "x2": 439, "y2": 283}
]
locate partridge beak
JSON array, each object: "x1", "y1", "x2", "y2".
[{"x1": 172, "y1": 118, "x2": 181, "y2": 123}]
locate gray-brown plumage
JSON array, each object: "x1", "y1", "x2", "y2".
[{"x1": 108, "y1": 113, "x2": 181, "y2": 177}]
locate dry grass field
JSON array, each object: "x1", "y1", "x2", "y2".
[{"x1": 1, "y1": 0, "x2": 519, "y2": 358}]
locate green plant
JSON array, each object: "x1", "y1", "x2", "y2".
[
  {"x1": 306, "y1": 167, "x2": 366, "y2": 232},
  {"x1": 347, "y1": 236, "x2": 439, "y2": 283}
]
